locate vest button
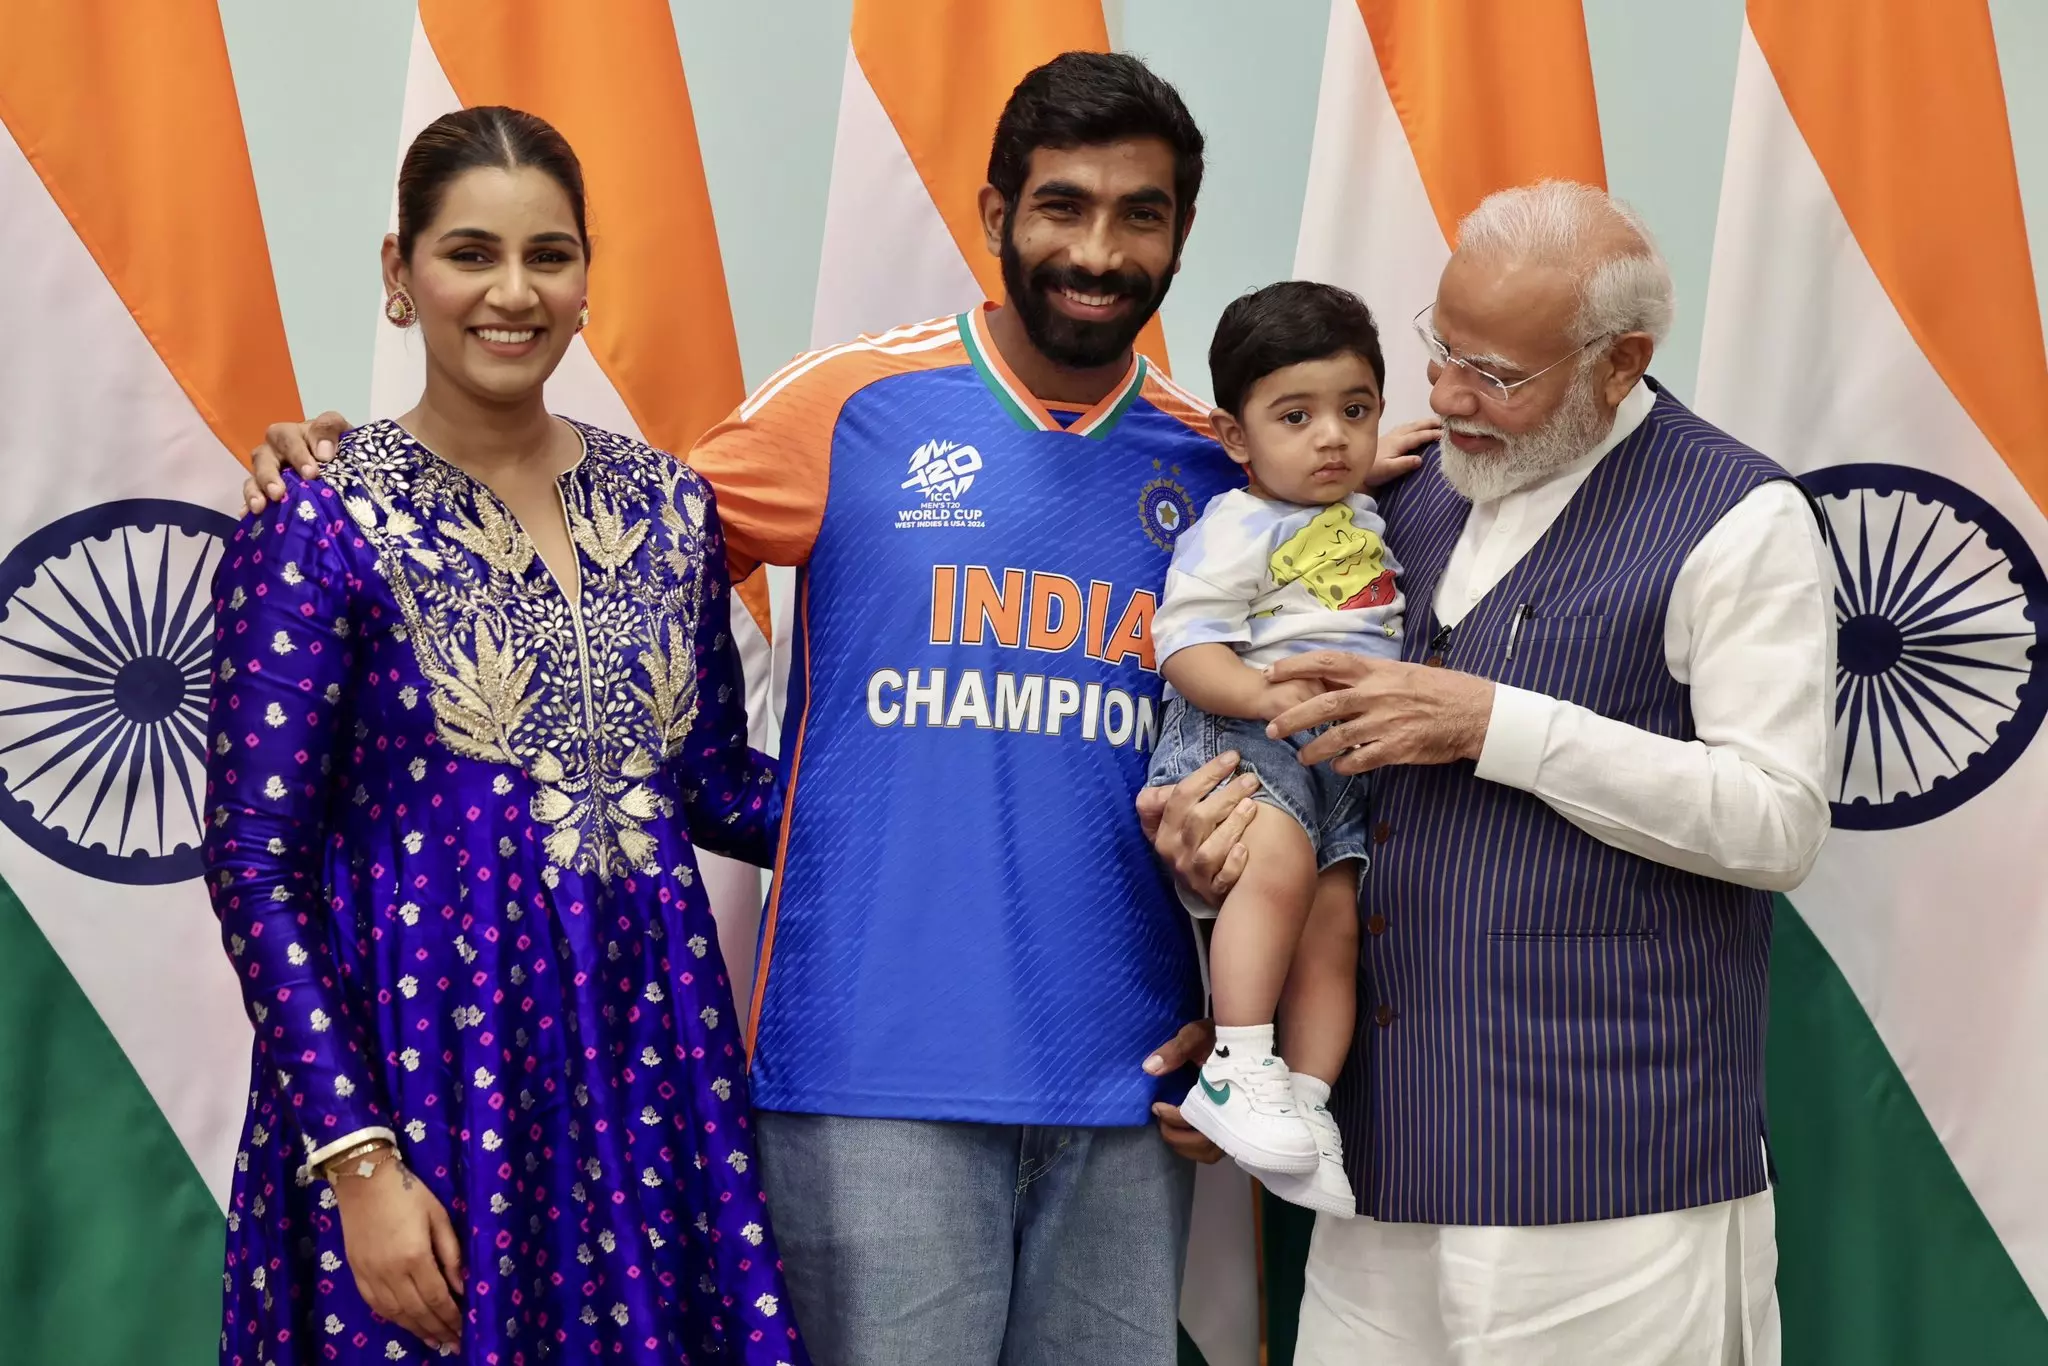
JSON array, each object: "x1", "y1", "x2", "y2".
[
  {"x1": 1365, "y1": 913, "x2": 1388, "y2": 937},
  {"x1": 1374, "y1": 1003, "x2": 1397, "y2": 1028},
  {"x1": 1373, "y1": 821, "x2": 1392, "y2": 844}
]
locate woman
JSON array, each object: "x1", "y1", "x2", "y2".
[{"x1": 203, "y1": 106, "x2": 806, "y2": 1366}]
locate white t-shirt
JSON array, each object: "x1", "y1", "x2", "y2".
[{"x1": 1153, "y1": 489, "x2": 1407, "y2": 672}]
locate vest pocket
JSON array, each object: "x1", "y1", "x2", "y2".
[
  {"x1": 1488, "y1": 929, "x2": 1657, "y2": 941},
  {"x1": 1488, "y1": 932, "x2": 1660, "y2": 1090},
  {"x1": 1510, "y1": 610, "x2": 1611, "y2": 644}
]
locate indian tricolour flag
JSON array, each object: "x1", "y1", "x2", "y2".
[
  {"x1": 809, "y1": 5, "x2": 1251, "y2": 1363},
  {"x1": 368, "y1": 0, "x2": 772, "y2": 1007},
  {"x1": 1278, "y1": 0, "x2": 1602, "y2": 1356},
  {"x1": 1294, "y1": 0, "x2": 1606, "y2": 427},
  {"x1": 0, "y1": 3, "x2": 297, "y2": 1361},
  {"x1": 1695, "y1": 1, "x2": 2048, "y2": 1359}
]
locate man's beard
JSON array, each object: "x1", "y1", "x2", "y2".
[
  {"x1": 1439, "y1": 364, "x2": 1611, "y2": 503},
  {"x1": 1000, "y1": 224, "x2": 1172, "y2": 370}
]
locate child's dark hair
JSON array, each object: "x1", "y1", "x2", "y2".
[
  {"x1": 1208, "y1": 282, "x2": 1386, "y2": 416},
  {"x1": 988, "y1": 51, "x2": 1205, "y2": 236},
  {"x1": 396, "y1": 106, "x2": 588, "y2": 262}
]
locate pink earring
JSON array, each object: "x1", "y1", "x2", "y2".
[
  {"x1": 576, "y1": 301, "x2": 590, "y2": 333},
  {"x1": 384, "y1": 288, "x2": 417, "y2": 329}
]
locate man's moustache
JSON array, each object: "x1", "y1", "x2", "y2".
[{"x1": 1033, "y1": 267, "x2": 1150, "y2": 302}]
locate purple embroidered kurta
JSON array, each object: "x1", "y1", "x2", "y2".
[{"x1": 202, "y1": 419, "x2": 807, "y2": 1366}]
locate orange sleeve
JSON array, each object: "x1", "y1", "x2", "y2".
[
  {"x1": 1140, "y1": 368, "x2": 1221, "y2": 442},
  {"x1": 684, "y1": 317, "x2": 967, "y2": 577}
]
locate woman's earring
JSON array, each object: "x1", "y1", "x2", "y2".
[
  {"x1": 576, "y1": 301, "x2": 590, "y2": 333},
  {"x1": 384, "y1": 288, "x2": 417, "y2": 329}
]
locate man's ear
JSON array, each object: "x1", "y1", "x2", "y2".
[
  {"x1": 1601, "y1": 332, "x2": 1655, "y2": 406},
  {"x1": 978, "y1": 183, "x2": 1008, "y2": 258},
  {"x1": 1211, "y1": 408, "x2": 1253, "y2": 469}
]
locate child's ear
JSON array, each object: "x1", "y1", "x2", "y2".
[{"x1": 1211, "y1": 409, "x2": 1253, "y2": 468}]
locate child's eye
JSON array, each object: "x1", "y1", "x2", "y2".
[
  {"x1": 1281, "y1": 410, "x2": 1311, "y2": 425},
  {"x1": 1345, "y1": 403, "x2": 1373, "y2": 420}
]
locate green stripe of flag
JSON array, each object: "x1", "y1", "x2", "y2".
[
  {"x1": 0, "y1": 873, "x2": 223, "y2": 1365},
  {"x1": 1770, "y1": 896, "x2": 2048, "y2": 1364}
]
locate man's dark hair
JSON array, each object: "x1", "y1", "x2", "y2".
[
  {"x1": 1209, "y1": 282, "x2": 1387, "y2": 416},
  {"x1": 987, "y1": 51, "x2": 1205, "y2": 234},
  {"x1": 397, "y1": 106, "x2": 588, "y2": 261}
]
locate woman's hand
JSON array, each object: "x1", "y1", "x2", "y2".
[{"x1": 333, "y1": 1152, "x2": 466, "y2": 1353}]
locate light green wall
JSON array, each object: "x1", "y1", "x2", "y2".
[{"x1": 218, "y1": 0, "x2": 2048, "y2": 419}]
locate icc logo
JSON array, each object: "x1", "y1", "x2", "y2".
[{"x1": 902, "y1": 439, "x2": 983, "y2": 503}]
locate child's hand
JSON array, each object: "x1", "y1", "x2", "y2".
[
  {"x1": 1366, "y1": 416, "x2": 1444, "y2": 487},
  {"x1": 1259, "y1": 676, "x2": 1327, "y2": 723}
]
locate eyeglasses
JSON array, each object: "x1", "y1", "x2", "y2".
[{"x1": 1412, "y1": 304, "x2": 1611, "y2": 406}]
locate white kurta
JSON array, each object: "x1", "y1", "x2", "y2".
[{"x1": 1297, "y1": 383, "x2": 1834, "y2": 1365}]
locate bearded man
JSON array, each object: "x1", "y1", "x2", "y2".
[{"x1": 1145, "y1": 180, "x2": 1835, "y2": 1364}]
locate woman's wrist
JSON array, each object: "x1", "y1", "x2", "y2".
[{"x1": 321, "y1": 1137, "x2": 398, "y2": 1185}]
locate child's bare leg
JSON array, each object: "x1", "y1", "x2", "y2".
[
  {"x1": 1209, "y1": 804, "x2": 1319, "y2": 1029},
  {"x1": 1278, "y1": 862, "x2": 1360, "y2": 1085}
]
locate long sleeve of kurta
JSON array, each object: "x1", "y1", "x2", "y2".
[
  {"x1": 672, "y1": 480, "x2": 783, "y2": 868},
  {"x1": 202, "y1": 484, "x2": 392, "y2": 1169}
]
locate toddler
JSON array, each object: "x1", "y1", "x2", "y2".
[{"x1": 1147, "y1": 281, "x2": 1404, "y2": 1215}]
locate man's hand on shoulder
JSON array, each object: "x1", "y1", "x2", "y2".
[
  {"x1": 243, "y1": 412, "x2": 351, "y2": 514},
  {"x1": 1365, "y1": 417, "x2": 1442, "y2": 489}
]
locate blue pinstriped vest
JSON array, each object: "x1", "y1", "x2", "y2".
[{"x1": 1336, "y1": 383, "x2": 1790, "y2": 1226}]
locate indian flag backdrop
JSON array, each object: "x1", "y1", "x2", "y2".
[
  {"x1": 806, "y1": 6, "x2": 1257, "y2": 1364},
  {"x1": 1293, "y1": 0, "x2": 1605, "y2": 428},
  {"x1": 1277, "y1": 0, "x2": 1603, "y2": 1357},
  {"x1": 0, "y1": 2, "x2": 298, "y2": 1361},
  {"x1": 1695, "y1": 0, "x2": 2048, "y2": 1360},
  {"x1": 367, "y1": 0, "x2": 773, "y2": 1009}
]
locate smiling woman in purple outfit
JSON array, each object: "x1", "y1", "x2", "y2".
[{"x1": 200, "y1": 106, "x2": 807, "y2": 1366}]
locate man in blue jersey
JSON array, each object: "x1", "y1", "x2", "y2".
[{"x1": 240, "y1": 53, "x2": 1439, "y2": 1366}]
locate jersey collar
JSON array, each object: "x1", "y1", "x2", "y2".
[{"x1": 960, "y1": 303, "x2": 1148, "y2": 441}]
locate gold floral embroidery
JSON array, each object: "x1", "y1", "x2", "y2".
[{"x1": 333, "y1": 422, "x2": 706, "y2": 882}]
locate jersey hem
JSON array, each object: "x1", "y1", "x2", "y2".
[{"x1": 747, "y1": 1084, "x2": 1173, "y2": 1129}]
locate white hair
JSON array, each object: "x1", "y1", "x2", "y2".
[{"x1": 1455, "y1": 180, "x2": 1674, "y2": 345}]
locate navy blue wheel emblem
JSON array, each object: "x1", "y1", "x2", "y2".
[
  {"x1": 0, "y1": 500, "x2": 236, "y2": 883},
  {"x1": 1800, "y1": 464, "x2": 2048, "y2": 830}
]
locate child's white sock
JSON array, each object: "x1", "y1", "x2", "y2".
[
  {"x1": 1292, "y1": 1074, "x2": 1332, "y2": 1108},
  {"x1": 1212, "y1": 1023, "x2": 1277, "y2": 1063}
]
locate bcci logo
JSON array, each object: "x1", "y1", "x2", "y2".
[
  {"x1": 1139, "y1": 476, "x2": 1196, "y2": 552},
  {"x1": 898, "y1": 439, "x2": 987, "y2": 530}
]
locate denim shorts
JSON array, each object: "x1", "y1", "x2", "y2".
[{"x1": 1145, "y1": 695, "x2": 1369, "y2": 874}]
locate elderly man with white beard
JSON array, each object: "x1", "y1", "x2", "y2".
[{"x1": 1142, "y1": 181, "x2": 1834, "y2": 1364}]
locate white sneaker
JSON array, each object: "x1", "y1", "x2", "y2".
[
  {"x1": 1179, "y1": 1046, "x2": 1319, "y2": 1175},
  {"x1": 1257, "y1": 1082, "x2": 1357, "y2": 1217}
]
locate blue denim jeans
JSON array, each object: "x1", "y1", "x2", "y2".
[
  {"x1": 1146, "y1": 697, "x2": 1370, "y2": 871},
  {"x1": 755, "y1": 1111, "x2": 1195, "y2": 1366}
]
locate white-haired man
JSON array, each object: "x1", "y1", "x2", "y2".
[{"x1": 1144, "y1": 180, "x2": 1834, "y2": 1363}]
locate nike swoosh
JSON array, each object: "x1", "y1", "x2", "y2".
[{"x1": 1199, "y1": 1074, "x2": 1231, "y2": 1106}]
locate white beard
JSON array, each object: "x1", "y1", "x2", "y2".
[{"x1": 1438, "y1": 370, "x2": 1611, "y2": 504}]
